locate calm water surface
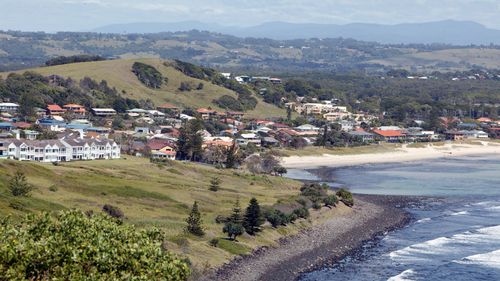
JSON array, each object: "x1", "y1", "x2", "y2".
[{"x1": 287, "y1": 155, "x2": 500, "y2": 281}]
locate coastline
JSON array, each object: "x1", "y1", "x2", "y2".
[
  {"x1": 201, "y1": 195, "x2": 415, "y2": 281},
  {"x1": 281, "y1": 142, "x2": 500, "y2": 169}
]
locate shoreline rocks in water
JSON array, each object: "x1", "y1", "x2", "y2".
[{"x1": 200, "y1": 194, "x2": 416, "y2": 281}]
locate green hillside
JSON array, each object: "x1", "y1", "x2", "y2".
[
  {"x1": 0, "y1": 157, "x2": 312, "y2": 268},
  {"x1": 1, "y1": 58, "x2": 286, "y2": 118}
]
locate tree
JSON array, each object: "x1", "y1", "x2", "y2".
[
  {"x1": 223, "y1": 199, "x2": 244, "y2": 240},
  {"x1": 132, "y1": 62, "x2": 164, "y2": 89},
  {"x1": 336, "y1": 188, "x2": 354, "y2": 207},
  {"x1": 243, "y1": 198, "x2": 264, "y2": 235},
  {"x1": 323, "y1": 195, "x2": 338, "y2": 208},
  {"x1": 0, "y1": 210, "x2": 190, "y2": 280},
  {"x1": 225, "y1": 140, "x2": 238, "y2": 168},
  {"x1": 209, "y1": 177, "x2": 221, "y2": 192},
  {"x1": 185, "y1": 201, "x2": 205, "y2": 236},
  {"x1": 273, "y1": 166, "x2": 287, "y2": 176},
  {"x1": 176, "y1": 119, "x2": 204, "y2": 161},
  {"x1": 8, "y1": 170, "x2": 32, "y2": 197},
  {"x1": 102, "y1": 204, "x2": 124, "y2": 219}
]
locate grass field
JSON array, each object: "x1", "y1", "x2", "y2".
[
  {"x1": 0, "y1": 58, "x2": 285, "y2": 119},
  {"x1": 0, "y1": 157, "x2": 337, "y2": 269}
]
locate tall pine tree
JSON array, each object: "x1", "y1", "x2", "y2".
[
  {"x1": 223, "y1": 199, "x2": 244, "y2": 240},
  {"x1": 185, "y1": 201, "x2": 204, "y2": 236},
  {"x1": 243, "y1": 198, "x2": 264, "y2": 235}
]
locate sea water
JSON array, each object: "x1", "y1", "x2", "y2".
[{"x1": 288, "y1": 155, "x2": 500, "y2": 281}]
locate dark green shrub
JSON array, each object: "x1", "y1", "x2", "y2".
[
  {"x1": 132, "y1": 62, "x2": 164, "y2": 88},
  {"x1": 209, "y1": 238, "x2": 219, "y2": 247},
  {"x1": 312, "y1": 201, "x2": 322, "y2": 210},
  {"x1": 102, "y1": 204, "x2": 124, "y2": 219},
  {"x1": 293, "y1": 207, "x2": 310, "y2": 219},
  {"x1": 323, "y1": 195, "x2": 339, "y2": 208},
  {"x1": 0, "y1": 210, "x2": 190, "y2": 280},
  {"x1": 336, "y1": 188, "x2": 354, "y2": 207},
  {"x1": 49, "y1": 185, "x2": 58, "y2": 192}
]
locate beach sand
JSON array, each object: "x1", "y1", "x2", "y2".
[
  {"x1": 282, "y1": 142, "x2": 500, "y2": 169},
  {"x1": 201, "y1": 195, "x2": 413, "y2": 281}
]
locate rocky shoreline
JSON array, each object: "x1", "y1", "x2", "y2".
[{"x1": 200, "y1": 194, "x2": 416, "y2": 281}]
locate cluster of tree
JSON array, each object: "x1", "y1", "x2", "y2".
[
  {"x1": 0, "y1": 210, "x2": 190, "y2": 280},
  {"x1": 45, "y1": 54, "x2": 105, "y2": 66},
  {"x1": 315, "y1": 123, "x2": 365, "y2": 147},
  {"x1": 264, "y1": 206, "x2": 310, "y2": 228},
  {"x1": 132, "y1": 62, "x2": 165, "y2": 89},
  {"x1": 172, "y1": 60, "x2": 258, "y2": 111},
  {"x1": 244, "y1": 151, "x2": 285, "y2": 175},
  {"x1": 176, "y1": 119, "x2": 204, "y2": 161},
  {"x1": 178, "y1": 81, "x2": 203, "y2": 92}
]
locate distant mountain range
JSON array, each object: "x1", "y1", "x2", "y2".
[{"x1": 92, "y1": 20, "x2": 500, "y2": 45}]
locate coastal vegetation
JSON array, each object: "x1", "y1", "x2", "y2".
[
  {"x1": 45, "y1": 55, "x2": 105, "y2": 66},
  {"x1": 131, "y1": 62, "x2": 165, "y2": 89},
  {"x1": 0, "y1": 210, "x2": 190, "y2": 280}
]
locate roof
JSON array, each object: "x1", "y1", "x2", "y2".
[
  {"x1": 63, "y1": 104, "x2": 84, "y2": 108},
  {"x1": 92, "y1": 108, "x2": 116, "y2": 112},
  {"x1": 47, "y1": 104, "x2": 64, "y2": 111},
  {"x1": 0, "y1": 103, "x2": 19, "y2": 107},
  {"x1": 372, "y1": 129, "x2": 404, "y2": 137},
  {"x1": 147, "y1": 139, "x2": 175, "y2": 150},
  {"x1": 157, "y1": 103, "x2": 179, "y2": 109},
  {"x1": 196, "y1": 108, "x2": 216, "y2": 114},
  {"x1": 12, "y1": 122, "x2": 32, "y2": 129}
]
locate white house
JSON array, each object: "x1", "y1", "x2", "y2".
[
  {"x1": 92, "y1": 108, "x2": 117, "y2": 117},
  {"x1": 236, "y1": 133, "x2": 261, "y2": 146},
  {"x1": 0, "y1": 103, "x2": 20, "y2": 112}
]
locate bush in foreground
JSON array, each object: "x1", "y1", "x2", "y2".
[
  {"x1": 336, "y1": 188, "x2": 354, "y2": 207},
  {"x1": 0, "y1": 210, "x2": 190, "y2": 280}
]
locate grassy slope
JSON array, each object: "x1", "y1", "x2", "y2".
[
  {"x1": 0, "y1": 58, "x2": 285, "y2": 118},
  {"x1": 0, "y1": 157, "x2": 319, "y2": 268}
]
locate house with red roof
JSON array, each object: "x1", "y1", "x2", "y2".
[
  {"x1": 157, "y1": 103, "x2": 180, "y2": 115},
  {"x1": 372, "y1": 129, "x2": 406, "y2": 142},
  {"x1": 63, "y1": 104, "x2": 86, "y2": 114},
  {"x1": 147, "y1": 139, "x2": 177, "y2": 160},
  {"x1": 196, "y1": 108, "x2": 217, "y2": 120},
  {"x1": 47, "y1": 104, "x2": 66, "y2": 116}
]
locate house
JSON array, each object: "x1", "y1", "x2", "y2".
[
  {"x1": 348, "y1": 131, "x2": 375, "y2": 142},
  {"x1": 261, "y1": 136, "x2": 279, "y2": 147},
  {"x1": 196, "y1": 108, "x2": 217, "y2": 120},
  {"x1": 0, "y1": 122, "x2": 15, "y2": 132},
  {"x1": 236, "y1": 133, "x2": 261, "y2": 146},
  {"x1": 226, "y1": 111, "x2": 245, "y2": 120},
  {"x1": 0, "y1": 103, "x2": 19, "y2": 112},
  {"x1": 157, "y1": 103, "x2": 180, "y2": 115},
  {"x1": 92, "y1": 108, "x2": 117, "y2": 117},
  {"x1": 462, "y1": 130, "x2": 489, "y2": 139},
  {"x1": 63, "y1": 104, "x2": 86, "y2": 114},
  {"x1": 59, "y1": 138, "x2": 120, "y2": 161},
  {"x1": 294, "y1": 124, "x2": 321, "y2": 132},
  {"x1": 37, "y1": 118, "x2": 66, "y2": 131},
  {"x1": 147, "y1": 139, "x2": 177, "y2": 160},
  {"x1": 203, "y1": 137, "x2": 234, "y2": 149},
  {"x1": 372, "y1": 129, "x2": 406, "y2": 142},
  {"x1": 445, "y1": 131, "x2": 465, "y2": 141},
  {"x1": 47, "y1": 104, "x2": 66, "y2": 116},
  {"x1": 324, "y1": 111, "x2": 350, "y2": 122}
]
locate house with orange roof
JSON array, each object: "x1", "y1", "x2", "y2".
[
  {"x1": 157, "y1": 103, "x2": 180, "y2": 115},
  {"x1": 47, "y1": 104, "x2": 66, "y2": 116},
  {"x1": 372, "y1": 129, "x2": 406, "y2": 142},
  {"x1": 63, "y1": 104, "x2": 86, "y2": 114},
  {"x1": 196, "y1": 108, "x2": 217, "y2": 120},
  {"x1": 226, "y1": 111, "x2": 245, "y2": 120}
]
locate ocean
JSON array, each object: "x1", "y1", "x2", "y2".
[{"x1": 287, "y1": 155, "x2": 500, "y2": 281}]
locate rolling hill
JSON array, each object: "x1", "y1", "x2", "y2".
[{"x1": 0, "y1": 58, "x2": 286, "y2": 118}]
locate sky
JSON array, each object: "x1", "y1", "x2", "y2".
[{"x1": 2, "y1": 0, "x2": 500, "y2": 32}]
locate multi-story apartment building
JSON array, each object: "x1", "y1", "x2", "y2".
[{"x1": 1, "y1": 138, "x2": 120, "y2": 162}]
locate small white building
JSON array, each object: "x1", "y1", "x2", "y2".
[
  {"x1": 92, "y1": 108, "x2": 117, "y2": 117},
  {"x1": 0, "y1": 103, "x2": 19, "y2": 112}
]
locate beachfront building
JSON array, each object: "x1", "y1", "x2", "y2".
[{"x1": 2, "y1": 138, "x2": 120, "y2": 162}]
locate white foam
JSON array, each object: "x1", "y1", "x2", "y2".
[
  {"x1": 450, "y1": 210, "x2": 469, "y2": 216},
  {"x1": 389, "y1": 225, "x2": 500, "y2": 264},
  {"x1": 416, "y1": 218, "x2": 431, "y2": 223},
  {"x1": 458, "y1": 249, "x2": 500, "y2": 269},
  {"x1": 387, "y1": 269, "x2": 416, "y2": 281}
]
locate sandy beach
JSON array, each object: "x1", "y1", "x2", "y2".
[
  {"x1": 201, "y1": 195, "x2": 413, "y2": 281},
  {"x1": 282, "y1": 142, "x2": 500, "y2": 169}
]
